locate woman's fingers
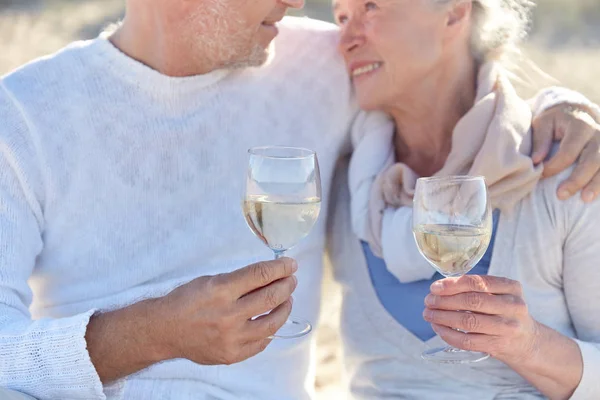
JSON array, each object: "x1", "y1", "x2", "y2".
[
  {"x1": 430, "y1": 275, "x2": 524, "y2": 297},
  {"x1": 425, "y1": 292, "x2": 527, "y2": 316},
  {"x1": 430, "y1": 323, "x2": 493, "y2": 354},
  {"x1": 423, "y1": 308, "x2": 517, "y2": 336}
]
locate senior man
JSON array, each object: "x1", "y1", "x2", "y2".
[{"x1": 1, "y1": 0, "x2": 599, "y2": 399}]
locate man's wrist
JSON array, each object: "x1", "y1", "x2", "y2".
[{"x1": 138, "y1": 296, "x2": 177, "y2": 364}]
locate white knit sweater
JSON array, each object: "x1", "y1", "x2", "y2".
[
  {"x1": 0, "y1": 14, "x2": 593, "y2": 400},
  {"x1": 0, "y1": 17, "x2": 355, "y2": 400}
]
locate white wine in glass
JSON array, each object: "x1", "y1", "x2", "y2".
[
  {"x1": 413, "y1": 224, "x2": 491, "y2": 278},
  {"x1": 243, "y1": 146, "x2": 322, "y2": 339},
  {"x1": 413, "y1": 175, "x2": 492, "y2": 363},
  {"x1": 243, "y1": 196, "x2": 321, "y2": 256}
]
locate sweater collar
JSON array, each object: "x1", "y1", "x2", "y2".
[{"x1": 90, "y1": 32, "x2": 232, "y2": 96}]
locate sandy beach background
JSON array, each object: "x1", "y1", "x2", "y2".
[{"x1": 0, "y1": 1, "x2": 598, "y2": 398}]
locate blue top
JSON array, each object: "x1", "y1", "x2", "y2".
[{"x1": 362, "y1": 211, "x2": 500, "y2": 341}]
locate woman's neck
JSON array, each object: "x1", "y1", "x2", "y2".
[{"x1": 384, "y1": 55, "x2": 477, "y2": 177}]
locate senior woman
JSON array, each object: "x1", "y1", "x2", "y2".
[{"x1": 327, "y1": 0, "x2": 600, "y2": 399}]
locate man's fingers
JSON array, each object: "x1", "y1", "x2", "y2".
[
  {"x1": 247, "y1": 298, "x2": 293, "y2": 340},
  {"x1": 430, "y1": 275, "x2": 523, "y2": 297},
  {"x1": 218, "y1": 257, "x2": 298, "y2": 298},
  {"x1": 583, "y1": 171, "x2": 600, "y2": 203},
  {"x1": 238, "y1": 276, "x2": 297, "y2": 318},
  {"x1": 531, "y1": 115, "x2": 555, "y2": 165},
  {"x1": 579, "y1": 131, "x2": 600, "y2": 203},
  {"x1": 556, "y1": 140, "x2": 600, "y2": 201},
  {"x1": 544, "y1": 125, "x2": 591, "y2": 180}
]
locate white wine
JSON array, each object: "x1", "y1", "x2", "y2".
[
  {"x1": 243, "y1": 195, "x2": 321, "y2": 253},
  {"x1": 414, "y1": 224, "x2": 491, "y2": 277}
]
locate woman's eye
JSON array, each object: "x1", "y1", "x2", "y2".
[{"x1": 365, "y1": 1, "x2": 378, "y2": 11}]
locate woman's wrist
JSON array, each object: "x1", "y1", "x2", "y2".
[
  {"x1": 496, "y1": 318, "x2": 542, "y2": 366},
  {"x1": 502, "y1": 321, "x2": 583, "y2": 400}
]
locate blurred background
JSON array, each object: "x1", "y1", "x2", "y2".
[
  {"x1": 0, "y1": 0, "x2": 598, "y2": 398},
  {"x1": 1, "y1": 0, "x2": 599, "y2": 102}
]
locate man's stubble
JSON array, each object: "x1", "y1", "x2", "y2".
[{"x1": 188, "y1": 2, "x2": 270, "y2": 71}]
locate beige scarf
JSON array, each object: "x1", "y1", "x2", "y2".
[{"x1": 358, "y1": 62, "x2": 543, "y2": 257}]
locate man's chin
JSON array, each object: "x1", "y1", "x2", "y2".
[{"x1": 224, "y1": 46, "x2": 270, "y2": 69}]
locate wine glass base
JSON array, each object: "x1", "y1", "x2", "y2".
[
  {"x1": 422, "y1": 346, "x2": 490, "y2": 364},
  {"x1": 270, "y1": 318, "x2": 312, "y2": 339}
]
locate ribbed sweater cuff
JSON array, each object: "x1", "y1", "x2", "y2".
[{"x1": 0, "y1": 309, "x2": 125, "y2": 400}]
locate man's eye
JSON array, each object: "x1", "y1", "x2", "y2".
[{"x1": 365, "y1": 1, "x2": 378, "y2": 11}]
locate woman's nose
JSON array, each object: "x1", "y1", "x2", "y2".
[
  {"x1": 280, "y1": 0, "x2": 305, "y2": 9},
  {"x1": 339, "y1": 21, "x2": 364, "y2": 54}
]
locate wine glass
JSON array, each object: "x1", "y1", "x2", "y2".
[
  {"x1": 242, "y1": 146, "x2": 322, "y2": 339},
  {"x1": 412, "y1": 175, "x2": 492, "y2": 363}
]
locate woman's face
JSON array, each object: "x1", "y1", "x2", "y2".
[{"x1": 333, "y1": 0, "x2": 450, "y2": 111}]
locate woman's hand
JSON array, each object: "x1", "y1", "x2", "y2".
[
  {"x1": 532, "y1": 104, "x2": 600, "y2": 203},
  {"x1": 424, "y1": 275, "x2": 584, "y2": 400},
  {"x1": 423, "y1": 275, "x2": 539, "y2": 364}
]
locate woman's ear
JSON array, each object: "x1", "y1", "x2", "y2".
[{"x1": 447, "y1": 0, "x2": 472, "y2": 27}]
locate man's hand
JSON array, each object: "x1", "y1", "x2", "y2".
[
  {"x1": 532, "y1": 105, "x2": 600, "y2": 203},
  {"x1": 86, "y1": 258, "x2": 298, "y2": 384},
  {"x1": 159, "y1": 258, "x2": 298, "y2": 365}
]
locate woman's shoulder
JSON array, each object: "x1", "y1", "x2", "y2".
[{"x1": 528, "y1": 146, "x2": 600, "y2": 232}]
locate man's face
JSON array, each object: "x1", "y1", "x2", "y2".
[{"x1": 174, "y1": 0, "x2": 305, "y2": 69}]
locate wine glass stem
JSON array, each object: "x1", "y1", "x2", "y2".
[{"x1": 274, "y1": 250, "x2": 286, "y2": 260}]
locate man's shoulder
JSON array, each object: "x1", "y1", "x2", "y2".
[
  {"x1": 278, "y1": 16, "x2": 339, "y2": 34},
  {"x1": 275, "y1": 16, "x2": 340, "y2": 55},
  {"x1": 2, "y1": 38, "x2": 97, "y2": 101},
  {"x1": 270, "y1": 16, "x2": 346, "y2": 80}
]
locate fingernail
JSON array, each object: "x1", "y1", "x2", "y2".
[
  {"x1": 423, "y1": 309, "x2": 433, "y2": 321},
  {"x1": 431, "y1": 280, "x2": 444, "y2": 293},
  {"x1": 558, "y1": 189, "x2": 570, "y2": 200},
  {"x1": 292, "y1": 275, "x2": 298, "y2": 286},
  {"x1": 291, "y1": 260, "x2": 298, "y2": 272},
  {"x1": 583, "y1": 190, "x2": 595, "y2": 203},
  {"x1": 290, "y1": 296, "x2": 294, "y2": 305},
  {"x1": 424, "y1": 295, "x2": 436, "y2": 306}
]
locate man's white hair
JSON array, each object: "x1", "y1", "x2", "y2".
[{"x1": 433, "y1": 0, "x2": 535, "y2": 62}]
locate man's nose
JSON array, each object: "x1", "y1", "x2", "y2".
[{"x1": 280, "y1": 0, "x2": 305, "y2": 9}]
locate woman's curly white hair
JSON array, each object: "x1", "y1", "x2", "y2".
[{"x1": 434, "y1": 0, "x2": 536, "y2": 61}]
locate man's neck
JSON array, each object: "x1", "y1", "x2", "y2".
[{"x1": 109, "y1": 17, "x2": 217, "y2": 78}]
